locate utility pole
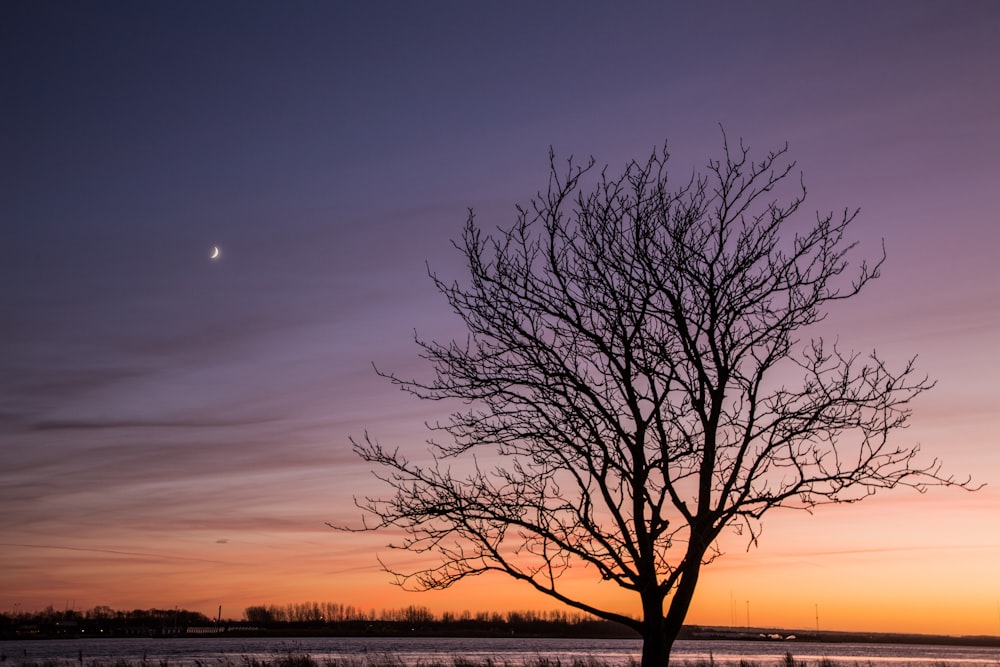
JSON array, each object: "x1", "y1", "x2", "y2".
[
  {"x1": 815, "y1": 603, "x2": 820, "y2": 634},
  {"x1": 746, "y1": 600, "x2": 750, "y2": 630}
]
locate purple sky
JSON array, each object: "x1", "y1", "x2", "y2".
[{"x1": 2, "y1": 2, "x2": 999, "y2": 633}]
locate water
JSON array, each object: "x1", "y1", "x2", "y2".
[{"x1": 2, "y1": 636, "x2": 999, "y2": 666}]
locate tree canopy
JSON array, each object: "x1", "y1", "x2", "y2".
[{"x1": 344, "y1": 135, "x2": 970, "y2": 665}]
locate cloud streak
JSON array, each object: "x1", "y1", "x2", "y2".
[{"x1": 0, "y1": 542, "x2": 230, "y2": 565}]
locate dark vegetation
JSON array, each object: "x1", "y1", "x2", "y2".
[
  {"x1": 1, "y1": 653, "x2": 998, "y2": 667},
  {"x1": 4, "y1": 604, "x2": 997, "y2": 650},
  {"x1": 0, "y1": 606, "x2": 211, "y2": 639},
  {"x1": 0, "y1": 604, "x2": 633, "y2": 641},
  {"x1": 243, "y1": 604, "x2": 635, "y2": 639}
]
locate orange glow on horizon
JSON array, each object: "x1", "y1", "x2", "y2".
[{"x1": 5, "y1": 485, "x2": 998, "y2": 637}]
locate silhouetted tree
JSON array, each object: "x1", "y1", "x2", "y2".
[
  {"x1": 346, "y1": 135, "x2": 972, "y2": 665},
  {"x1": 244, "y1": 605, "x2": 276, "y2": 625}
]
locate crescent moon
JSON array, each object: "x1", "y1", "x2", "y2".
[{"x1": 210, "y1": 246, "x2": 220, "y2": 260}]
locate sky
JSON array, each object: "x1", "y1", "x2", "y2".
[{"x1": 2, "y1": 1, "x2": 999, "y2": 637}]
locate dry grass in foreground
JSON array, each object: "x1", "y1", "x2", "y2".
[{"x1": 3, "y1": 655, "x2": 999, "y2": 667}]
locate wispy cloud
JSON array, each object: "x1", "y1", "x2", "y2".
[
  {"x1": 0, "y1": 542, "x2": 230, "y2": 565},
  {"x1": 29, "y1": 416, "x2": 280, "y2": 431}
]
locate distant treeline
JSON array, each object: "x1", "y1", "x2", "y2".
[
  {"x1": 0, "y1": 603, "x2": 638, "y2": 640},
  {"x1": 243, "y1": 602, "x2": 636, "y2": 638},
  {"x1": 5, "y1": 605, "x2": 998, "y2": 648},
  {"x1": 1, "y1": 605, "x2": 213, "y2": 639},
  {"x1": 245, "y1": 602, "x2": 594, "y2": 626}
]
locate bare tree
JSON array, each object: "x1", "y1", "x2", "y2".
[{"x1": 344, "y1": 135, "x2": 970, "y2": 665}]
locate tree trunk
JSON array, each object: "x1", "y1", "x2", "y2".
[
  {"x1": 658, "y1": 561, "x2": 704, "y2": 666},
  {"x1": 639, "y1": 591, "x2": 674, "y2": 667},
  {"x1": 639, "y1": 626, "x2": 674, "y2": 667},
  {"x1": 639, "y1": 629, "x2": 674, "y2": 667}
]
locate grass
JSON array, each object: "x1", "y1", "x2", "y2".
[{"x1": 1, "y1": 656, "x2": 997, "y2": 667}]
